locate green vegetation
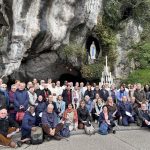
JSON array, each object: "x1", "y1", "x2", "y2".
[
  {"x1": 61, "y1": 43, "x2": 86, "y2": 63},
  {"x1": 123, "y1": 69, "x2": 150, "y2": 85},
  {"x1": 94, "y1": 20, "x2": 118, "y2": 71},
  {"x1": 81, "y1": 63, "x2": 104, "y2": 80},
  {"x1": 103, "y1": 0, "x2": 150, "y2": 29},
  {"x1": 128, "y1": 41, "x2": 150, "y2": 69}
]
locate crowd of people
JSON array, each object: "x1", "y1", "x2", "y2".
[{"x1": 0, "y1": 78, "x2": 150, "y2": 148}]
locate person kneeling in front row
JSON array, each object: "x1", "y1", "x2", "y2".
[
  {"x1": 99, "y1": 105, "x2": 116, "y2": 135},
  {"x1": 17, "y1": 106, "x2": 36, "y2": 146}
]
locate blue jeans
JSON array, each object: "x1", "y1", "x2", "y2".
[{"x1": 122, "y1": 116, "x2": 134, "y2": 126}]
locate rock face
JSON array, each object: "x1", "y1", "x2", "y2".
[
  {"x1": 115, "y1": 19, "x2": 143, "y2": 79},
  {"x1": 0, "y1": 0, "x2": 102, "y2": 81},
  {"x1": 0, "y1": 0, "x2": 142, "y2": 82}
]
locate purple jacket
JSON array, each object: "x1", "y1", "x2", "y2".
[{"x1": 42, "y1": 111, "x2": 58, "y2": 128}]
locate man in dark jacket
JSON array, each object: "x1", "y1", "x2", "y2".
[
  {"x1": 134, "y1": 83, "x2": 146, "y2": 106},
  {"x1": 14, "y1": 82, "x2": 29, "y2": 112},
  {"x1": 93, "y1": 85, "x2": 101, "y2": 99},
  {"x1": 137, "y1": 103, "x2": 150, "y2": 128},
  {"x1": 35, "y1": 95, "x2": 46, "y2": 126},
  {"x1": 84, "y1": 85, "x2": 94, "y2": 100},
  {"x1": 0, "y1": 91, "x2": 6, "y2": 109},
  {"x1": 0, "y1": 108, "x2": 19, "y2": 148},
  {"x1": 42, "y1": 104, "x2": 63, "y2": 140},
  {"x1": 40, "y1": 84, "x2": 51, "y2": 101},
  {"x1": 118, "y1": 96, "x2": 134, "y2": 126},
  {"x1": 100, "y1": 85, "x2": 109, "y2": 102},
  {"x1": 62, "y1": 85, "x2": 72, "y2": 107}
]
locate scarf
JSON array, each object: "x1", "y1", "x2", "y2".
[{"x1": 63, "y1": 108, "x2": 78, "y2": 123}]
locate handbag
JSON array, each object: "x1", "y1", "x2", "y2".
[
  {"x1": 99, "y1": 122, "x2": 108, "y2": 135},
  {"x1": 16, "y1": 111, "x2": 25, "y2": 122},
  {"x1": 84, "y1": 124, "x2": 95, "y2": 135}
]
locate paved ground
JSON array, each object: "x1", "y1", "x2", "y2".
[{"x1": 1, "y1": 130, "x2": 150, "y2": 150}]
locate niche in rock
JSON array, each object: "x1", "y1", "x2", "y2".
[
  {"x1": 121, "y1": 5, "x2": 133, "y2": 20},
  {"x1": 86, "y1": 36, "x2": 100, "y2": 60}
]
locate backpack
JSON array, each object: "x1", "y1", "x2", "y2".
[
  {"x1": 60, "y1": 124, "x2": 70, "y2": 137},
  {"x1": 84, "y1": 124, "x2": 95, "y2": 135},
  {"x1": 31, "y1": 127, "x2": 43, "y2": 145},
  {"x1": 99, "y1": 122, "x2": 108, "y2": 135}
]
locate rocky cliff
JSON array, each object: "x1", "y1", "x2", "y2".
[{"x1": 0, "y1": 0, "x2": 145, "y2": 82}]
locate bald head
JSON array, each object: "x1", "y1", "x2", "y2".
[
  {"x1": 47, "y1": 104, "x2": 54, "y2": 113},
  {"x1": 0, "y1": 108, "x2": 7, "y2": 119}
]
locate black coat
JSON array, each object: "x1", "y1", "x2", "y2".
[
  {"x1": 62, "y1": 89, "x2": 72, "y2": 106},
  {"x1": 84, "y1": 90, "x2": 94, "y2": 100},
  {"x1": 0, "y1": 116, "x2": 19, "y2": 136},
  {"x1": 100, "y1": 89, "x2": 109, "y2": 102},
  {"x1": 77, "y1": 107, "x2": 91, "y2": 123},
  {"x1": 0, "y1": 92, "x2": 6, "y2": 109}
]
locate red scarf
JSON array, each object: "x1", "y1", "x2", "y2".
[{"x1": 63, "y1": 108, "x2": 78, "y2": 123}]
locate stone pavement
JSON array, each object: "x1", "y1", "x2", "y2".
[
  {"x1": 1, "y1": 130, "x2": 150, "y2": 150},
  {"x1": 0, "y1": 129, "x2": 150, "y2": 150},
  {"x1": 1, "y1": 125, "x2": 150, "y2": 150}
]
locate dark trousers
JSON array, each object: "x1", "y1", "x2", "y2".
[
  {"x1": 122, "y1": 116, "x2": 134, "y2": 126},
  {"x1": 42, "y1": 123, "x2": 63, "y2": 136}
]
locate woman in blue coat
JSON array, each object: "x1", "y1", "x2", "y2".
[
  {"x1": 20, "y1": 106, "x2": 36, "y2": 145},
  {"x1": 99, "y1": 105, "x2": 116, "y2": 135}
]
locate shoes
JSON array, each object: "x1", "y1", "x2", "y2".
[
  {"x1": 112, "y1": 130, "x2": 116, "y2": 134},
  {"x1": 25, "y1": 140, "x2": 31, "y2": 145},
  {"x1": 53, "y1": 135, "x2": 62, "y2": 141},
  {"x1": 44, "y1": 135, "x2": 51, "y2": 141},
  {"x1": 17, "y1": 141, "x2": 22, "y2": 147}
]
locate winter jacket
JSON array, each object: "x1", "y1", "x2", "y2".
[
  {"x1": 134, "y1": 89, "x2": 146, "y2": 103},
  {"x1": 14, "y1": 89, "x2": 29, "y2": 111},
  {"x1": 84, "y1": 90, "x2": 94, "y2": 100},
  {"x1": 21, "y1": 111, "x2": 36, "y2": 132},
  {"x1": 118, "y1": 102, "x2": 133, "y2": 117},
  {"x1": 0, "y1": 89, "x2": 9, "y2": 108},
  {"x1": 100, "y1": 89, "x2": 109, "y2": 102},
  {"x1": 62, "y1": 89, "x2": 72, "y2": 106},
  {"x1": 35, "y1": 101, "x2": 46, "y2": 116},
  {"x1": 0, "y1": 116, "x2": 19, "y2": 136},
  {"x1": 42, "y1": 111, "x2": 58, "y2": 128},
  {"x1": 99, "y1": 112, "x2": 113, "y2": 125},
  {"x1": 77, "y1": 107, "x2": 91, "y2": 123}
]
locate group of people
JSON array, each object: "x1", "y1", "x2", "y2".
[{"x1": 0, "y1": 78, "x2": 150, "y2": 148}]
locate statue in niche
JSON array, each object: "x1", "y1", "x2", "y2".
[{"x1": 89, "y1": 41, "x2": 96, "y2": 63}]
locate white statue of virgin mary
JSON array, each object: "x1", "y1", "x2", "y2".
[{"x1": 90, "y1": 41, "x2": 96, "y2": 60}]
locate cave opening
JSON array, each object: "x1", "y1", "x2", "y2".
[
  {"x1": 86, "y1": 36, "x2": 100, "y2": 59},
  {"x1": 121, "y1": 5, "x2": 133, "y2": 20},
  {"x1": 59, "y1": 73, "x2": 87, "y2": 86}
]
